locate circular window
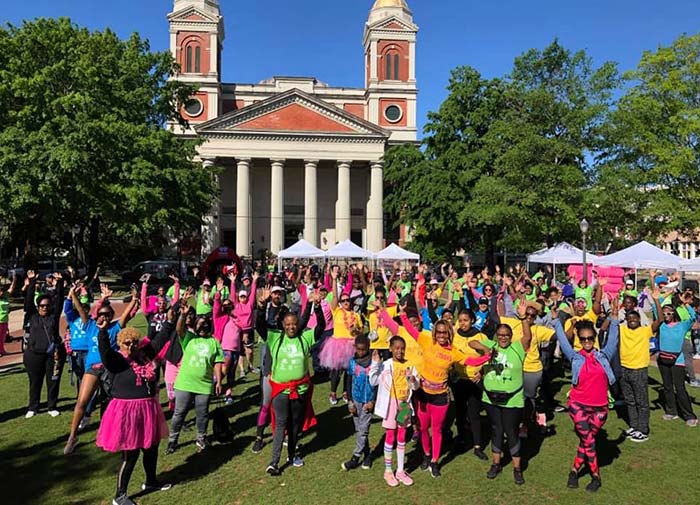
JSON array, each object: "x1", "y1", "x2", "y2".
[
  {"x1": 184, "y1": 98, "x2": 203, "y2": 117},
  {"x1": 384, "y1": 104, "x2": 403, "y2": 123}
]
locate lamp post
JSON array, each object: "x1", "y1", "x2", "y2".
[{"x1": 580, "y1": 218, "x2": 590, "y2": 282}]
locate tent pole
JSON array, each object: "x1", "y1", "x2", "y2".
[{"x1": 553, "y1": 263, "x2": 556, "y2": 283}]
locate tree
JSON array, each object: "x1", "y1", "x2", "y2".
[
  {"x1": 0, "y1": 18, "x2": 216, "y2": 272},
  {"x1": 603, "y1": 33, "x2": 700, "y2": 243},
  {"x1": 384, "y1": 41, "x2": 618, "y2": 263}
]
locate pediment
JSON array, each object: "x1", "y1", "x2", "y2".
[
  {"x1": 168, "y1": 6, "x2": 220, "y2": 23},
  {"x1": 196, "y1": 89, "x2": 389, "y2": 138},
  {"x1": 368, "y1": 15, "x2": 417, "y2": 32}
]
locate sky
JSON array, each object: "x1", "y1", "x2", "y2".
[{"x1": 3, "y1": 0, "x2": 699, "y2": 136}]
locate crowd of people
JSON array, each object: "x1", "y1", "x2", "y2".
[{"x1": 5, "y1": 259, "x2": 700, "y2": 504}]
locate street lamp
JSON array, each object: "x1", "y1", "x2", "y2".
[{"x1": 580, "y1": 218, "x2": 590, "y2": 282}]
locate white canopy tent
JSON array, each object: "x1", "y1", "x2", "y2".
[
  {"x1": 276, "y1": 239, "x2": 326, "y2": 268},
  {"x1": 527, "y1": 242, "x2": 596, "y2": 265},
  {"x1": 324, "y1": 240, "x2": 375, "y2": 260},
  {"x1": 375, "y1": 243, "x2": 420, "y2": 261},
  {"x1": 595, "y1": 241, "x2": 682, "y2": 270},
  {"x1": 679, "y1": 259, "x2": 700, "y2": 272}
]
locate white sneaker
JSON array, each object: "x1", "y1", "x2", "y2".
[
  {"x1": 48, "y1": 410, "x2": 60, "y2": 417},
  {"x1": 25, "y1": 410, "x2": 36, "y2": 419},
  {"x1": 693, "y1": 354, "x2": 700, "y2": 360}
]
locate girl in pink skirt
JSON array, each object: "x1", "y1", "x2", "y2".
[{"x1": 95, "y1": 319, "x2": 172, "y2": 505}]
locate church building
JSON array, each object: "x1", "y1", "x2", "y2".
[{"x1": 167, "y1": 0, "x2": 418, "y2": 256}]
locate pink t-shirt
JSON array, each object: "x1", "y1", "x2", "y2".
[
  {"x1": 221, "y1": 319, "x2": 241, "y2": 352},
  {"x1": 569, "y1": 351, "x2": 608, "y2": 406}
]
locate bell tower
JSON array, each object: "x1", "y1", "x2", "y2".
[
  {"x1": 168, "y1": 0, "x2": 224, "y2": 127},
  {"x1": 364, "y1": 0, "x2": 418, "y2": 142}
]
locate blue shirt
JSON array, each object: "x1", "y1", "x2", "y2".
[
  {"x1": 474, "y1": 309, "x2": 489, "y2": 331},
  {"x1": 64, "y1": 300, "x2": 90, "y2": 351},
  {"x1": 85, "y1": 320, "x2": 121, "y2": 369},
  {"x1": 421, "y1": 307, "x2": 444, "y2": 331},
  {"x1": 659, "y1": 313, "x2": 695, "y2": 365},
  {"x1": 347, "y1": 357, "x2": 376, "y2": 404}
]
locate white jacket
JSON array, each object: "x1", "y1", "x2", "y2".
[{"x1": 369, "y1": 357, "x2": 420, "y2": 421}]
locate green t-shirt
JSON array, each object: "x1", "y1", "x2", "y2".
[
  {"x1": 174, "y1": 332, "x2": 224, "y2": 395},
  {"x1": 267, "y1": 328, "x2": 315, "y2": 394},
  {"x1": 677, "y1": 305, "x2": 693, "y2": 340},
  {"x1": 196, "y1": 290, "x2": 213, "y2": 315},
  {"x1": 166, "y1": 285, "x2": 185, "y2": 301},
  {"x1": 398, "y1": 280, "x2": 411, "y2": 298},
  {"x1": 0, "y1": 293, "x2": 9, "y2": 323},
  {"x1": 481, "y1": 339, "x2": 525, "y2": 408}
]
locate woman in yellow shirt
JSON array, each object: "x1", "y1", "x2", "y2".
[
  {"x1": 393, "y1": 307, "x2": 469, "y2": 478},
  {"x1": 320, "y1": 269, "x2": 362, "y2": 404}
]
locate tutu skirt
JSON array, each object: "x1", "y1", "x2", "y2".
[
  {"x1": 318, "y1": 337, "x2": 355, "y2": 370},
  {"x1": 96, "y1": 396, "x2": 169, "y2": 452}
]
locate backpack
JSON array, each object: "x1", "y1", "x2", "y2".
[{"x1": 211, "y1": 407, "x2": 234, "y2": 443}]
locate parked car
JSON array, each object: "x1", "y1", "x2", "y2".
[{"x1": 121, "y1": 260, "x2": 181, "y2": 285}]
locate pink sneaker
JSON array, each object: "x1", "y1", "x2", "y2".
[
  {"x1": 395, "y1": 470, "x2": 413, "y2": 486},
  {"x1": 384, "y1": 471, "x2": 399, "y2": 487}
]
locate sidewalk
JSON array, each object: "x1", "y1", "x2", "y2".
[{"x1": 0, "y1": 302, "x2": 126, "y2": 369}]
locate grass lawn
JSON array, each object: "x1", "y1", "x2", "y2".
[{"x1": 2, "y1": 333, "x2": 699, "y2": 505}]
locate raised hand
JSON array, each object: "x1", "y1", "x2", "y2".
[
  {"x1": 183, "y1": 286, "x2": 195, "y2": 301},
  {"x1": 372, "y1": 350, "x2": 380, "y2": 363},
  {"x1": 100, "y1": 283, "x2": 113, "y2": 300},
  {"x1": 96, "y1": 317, "x2": 108, "y2": 330},
  {"x1": 192, "y1": 266, "x2": 200, "y2": 277},
  {"x1": 216, "y1": 277, "x2": 224, "y2": 291},
  {"x1": 27, "y1": 270, "x2": 36, "y2": 280}
]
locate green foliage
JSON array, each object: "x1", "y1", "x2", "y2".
[
  {"x1": 601, "y1": 33, "x2": 700, "y2": 242},
  {"x1": 385, "y1": 40, "x2": 618, "y2": 259},
  {"x1": 0, "y1": 18, "x2": 215, "y2": 263}
]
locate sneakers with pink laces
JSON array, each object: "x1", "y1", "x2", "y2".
[
  {"x1": 395, "y1": 470, "x2": 413, "y2": 486},
  {"x1": 383, "y1": 471, "x2": 399, "y2": 487}
]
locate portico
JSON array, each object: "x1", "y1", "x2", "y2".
[{"x1": 195, "y1": 89, "x2": 388, "y2": 256}]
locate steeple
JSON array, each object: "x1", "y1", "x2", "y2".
[
  {"x1": 368, "y1": 0, "x2": 412, "y2": 25},
  {"x1": 173, "y1": 0, "x2": 220, "y2": 16}
]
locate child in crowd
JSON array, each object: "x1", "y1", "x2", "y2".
[
  {"x1": 369, "y1": 336, "x2": 420, "y2": 487},
  {"x1": 341, "y1": 333, "x2": 377, "y2": 471}
]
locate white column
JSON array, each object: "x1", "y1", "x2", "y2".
[
  {"x1": 236, "y1": 158, "x2": 251, "y2": 257},
  {"x1": 201, "y1": 158, "x2": 219, "y2": 255},
  {"x1": 336, "y1": 160, "x2": 352, "y2": 243},
  {"x1": 304, "y1": 160, "x2": 319, "y2": 246},
  {"x1": 370, "y1": 40, "x2": 378, "y2": 81},
  {"x1": 367, "y1": 162, "x2": 384, "y2": 252},
  {"x1": 270, "y1": 159, "x2": 285, "y2": 254},
  {"x1": 409, "y1": 41, "x2": 416, "y2": 81}
]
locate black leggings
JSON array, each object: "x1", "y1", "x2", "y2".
[
  {"x1": 485, "y1": 404, "x2": 522, "y2": 457},
  {"x1": 116, "y1": 444, "x2": 159, "y2": 498},
  {"x1": 329, "y1": 369, "x2": 350, "y2": 396},
  {"x1": 450, "y1": 379, "x2": 483, "y2": 447}
]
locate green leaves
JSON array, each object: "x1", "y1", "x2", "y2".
[{"x1": 0, "y1": 18, "x2": 212, "y2": 263}]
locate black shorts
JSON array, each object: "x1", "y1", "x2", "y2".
[{"x1": 85, "y1": 365, "x2": 105, "y2": 378}]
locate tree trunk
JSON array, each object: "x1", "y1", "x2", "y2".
[{"x1": 87, "y1": 218, "x2": 100, "y2": 277}]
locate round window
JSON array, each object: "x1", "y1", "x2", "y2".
[
  {"x1": 384, "y1": 104, "x2": 403, "y2": 123},
  {"x1": 184, "y1": 98, "x2": 203, "y2": 117}
]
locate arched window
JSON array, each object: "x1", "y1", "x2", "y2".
[
  {"x1": 383, "y1": 50, "x2": 401, "y2": 80},
  {"x1": 185, "y1": 43, "x2": 201, "y2": 73}
]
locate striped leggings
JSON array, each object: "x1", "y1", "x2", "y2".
[{"x1": 568, "y1": 400, "x2": 608, "y2": 476}]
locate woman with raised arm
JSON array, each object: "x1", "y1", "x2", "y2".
[
  {"x1": 95, "y1": 312, "x2": 172, "y2": 505},
  {"x1": 553, "y1": 301, "x2": 620, "y2": 493}
]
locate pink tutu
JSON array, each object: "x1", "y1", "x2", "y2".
[
  {"x1": 96, "y1": 397, "x2": 169, "y2": 452},
  {"x1": 319, "y1": 337, "x2": 355, "y2": 370}
]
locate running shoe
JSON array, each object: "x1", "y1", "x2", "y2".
[
  {"x1": 25, "y1": 411, "x2": 36, "y2": 419},
  {"x1": 395, "y1": 470, "x2": 413, "y2": 486},
  {"x1": 341, "y1": 456, "x2": 360, "y2": 471},
  {"x1": 361, "y1": 454, "x2": 372, "y2": 470},
  {"x1": 486, "y1": 464, "x2": 502, "y2": 479},
  {"x1": 420, "y1": 455, "x2": 430, "y2": 471},
  {"x1": 586, "y1": 476, "x2": 602, "y2": 493},
  {"x1": 554, "y1": 405, "x2": 567, "y2": 413},
  {"x1": 567, "y1": 470, "x2": 579, "y2": 489},
  {"x1": 623, "y1": 427, "x2": 635, "y2": 438},
  {"x1": 686, "y1": 419, "x2": 698, "y2": 427},
  {"x1": 473, "y1": 447, "x2": 488, "y2": 461},
  {"x1": 662, "y1": 414, "x2": 679, "y2": 421},
  {"x1": 342, "y1": 392, "x2": 349, "y2": 403},
  {"x1": 630, "y1": 432, "x2": 649, "y2": 442},
  {"x1": 195, "y1": 438, "x2": 208, "y2": 451},
  {"x1": 48, "y1": 410, "x2": 60, "y2": 418},
  {"x1": 688, "y1": 380, "x2": 700, "y2": 388},
  {"x1": 252, "y1": 438, "x2": 264, "y2": 454},
  {"x1": 329, "y1": 393, "x2": 338, "y2": 406},
  {"x1": 266, "y1": 464, "x2": 281, "y2": 476},
  {"x1": 224, "y1": 396, "x2": 234, "y2": 406},
  {"x1": 112, "y1": 495, "x2": 136, "y2": 505},
  {"x1": 429, "y1": 462, "x2": 441, "y2": 478},
  {"x1": 292, "y1": 456, "x2": 304, "y2": 468},
  {"x1": 165, "y1": 441, "x2": 177, "y2": 455},
  {"x1": 63, "y1": 436, "x2": 79, "y2": 455},
  {"x1": 513, "y1": 468, "x2": 525, "y2": 485},
  {"x1": 383, "y1": 471, "x2": 399, "y2": 487},
  {"x1": 77, "y1": 416, "x2": 90, "y2": 433},
  {"x1": 141, "y1": 481, "x2": 172, "y2": 492}
]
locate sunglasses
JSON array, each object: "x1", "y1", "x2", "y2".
[
  {"x1": 525, "y1": 312, "x2": 537, "y2": 318},
  {"x1": 97, "y1": 312, "x2": 111, "y2": 317},
  {"x1": 496, "y1": 333, "x2": 511, "y2": 338},
  {"x1": 340, "y1": 298, "x2": 350, "y2": 303},
  {"x1": 38, "y1": 304, "x2": 51, "y2": 308},
  {"x1": 579, "y1": 336, "x2": 595, "y2": 342},
  {"x1": 435, "y1": 330, "x2": 449, "y2": 335},
  {"x1": 121, "y1": 340, "x2": 138, "y2": 347}
]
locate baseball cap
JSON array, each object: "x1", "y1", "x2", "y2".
[
  {"x1": 625, "y1": 279, "x2": 634, "y2": 286},
  {"x1": 238, "y1": 290, "x2": 248, "y2": 297},
  {"x1": 429, "y1": 279, "x2": 439, "y2": 285},
  {"x1": 271, "y1": 286, "x2": 285, "y2": 294},
  {"x1": 478, "y1": 297, "x2": 489, "y2": 305}
]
